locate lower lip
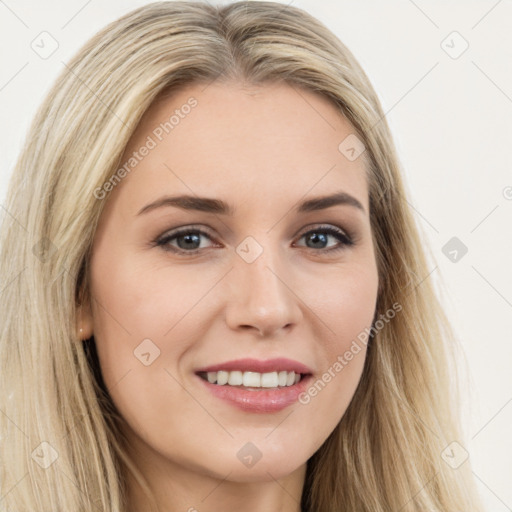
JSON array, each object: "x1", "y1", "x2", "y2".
[{"x1": 196, "y1": 374, "x2": 313, "y2": 413}]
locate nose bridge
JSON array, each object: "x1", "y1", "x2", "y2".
[{"x1": 226, "y1": 234, "x2": 301, "y2": 335}]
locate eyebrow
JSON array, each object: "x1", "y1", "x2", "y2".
[{"x1": 136, "y1": 191, "x2": 365, "y2": 216}]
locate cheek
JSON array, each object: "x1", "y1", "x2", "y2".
[
  {"x1": 88, "y1": 243, "x2": 226, "y2": 372},
  {"x1": 88, "y1": 253, "x2": 207, "y2": 442},
  {"x1": 313, "y1": 257, "x2": 379, "y2": 351},
  {"x1": 298, "y1": 259, "x2": 378, "y2": 413},
  {"x1": 90, "y1": 247, "x2": 211, "y2": 342}
]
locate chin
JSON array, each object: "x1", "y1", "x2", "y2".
[
  {"x1": 219, "y1": 458, "x2": 305, "y2": 483},
  {"x1": 179, "y1": 440, "x2": 308, "y2": 484}
]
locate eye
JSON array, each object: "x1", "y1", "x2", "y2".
[
  {"x1": 294, "y1": 225, "x2": 354, "y2": 253},
  {"x1": 155, "y1": 226, "x2": 217, "y2": 253},
  {"x1": 154, "y1": 224, "x2": 354, "y2": 255}
]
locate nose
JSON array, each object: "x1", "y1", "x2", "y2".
[{"x1": 224, "y1": 243, "x2": 303, "y2": 337}]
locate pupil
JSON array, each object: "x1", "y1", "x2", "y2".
[
  {"x1": 179, "y1": 233, "x2": 200, "y2": 249},
  {"x1": 308, "y1": 233, "x2": 327, "y2": 248}
]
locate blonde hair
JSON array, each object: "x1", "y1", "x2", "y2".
[{"x1": 0, "y1": 1, "x2": 483, "y2": 511}]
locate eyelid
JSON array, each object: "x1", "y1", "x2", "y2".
[
  {"x1": 154, "y1": 224, "x2": 219, "y2": 248},
  {"x1": 299, "y1": 223, "x2": 351, "y2": 239}
]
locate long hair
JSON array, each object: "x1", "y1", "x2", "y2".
[{"x1": 0, "y1": 2, "x2": 483, "y2": 510}]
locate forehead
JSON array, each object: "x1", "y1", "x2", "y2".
[{"x1": 105, "y1": 80, "x2": 369, "y2": 216}]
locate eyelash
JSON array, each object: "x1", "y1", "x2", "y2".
[{"x1": 154, "y1": 224, "x2": 354, "y2": 255}]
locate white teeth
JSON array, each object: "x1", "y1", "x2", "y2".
[
  {"x1": 261, "y1": 371, "x2": 278, "y2": 388},
  {"x1": 228, "y1": 371, "x2": 243, "y2": 386},
  {"x1": 201, "y1": 370, "x2": 303, "y2": 388},
  {"x1": 242, "y1": 371, "x2": 261, "y2": 387},
  {"x1": 216, "y1": 370, "x2": 229, "y2": 385}
]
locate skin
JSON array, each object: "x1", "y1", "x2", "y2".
[{"x1": 79, "y1": 80, "x2": 379, "y2": 512}]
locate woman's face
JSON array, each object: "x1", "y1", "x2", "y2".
[{"x1": 82, "y1": 80, "x2": 379, "y2": 485}]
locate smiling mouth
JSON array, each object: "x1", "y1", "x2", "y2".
[{"x1": 197, "y1": 370, "x2": 308, "y2": 388}]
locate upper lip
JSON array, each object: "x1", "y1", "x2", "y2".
[{"x1": 195, "y1": 358, "x2": 313, "y2": 375}]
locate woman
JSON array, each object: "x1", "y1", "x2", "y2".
[{"x1": 0, "y1": 2, "x2": 484, "y2": 511}]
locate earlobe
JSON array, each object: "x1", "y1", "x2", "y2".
[{"x1": 76, "y1": 297, "x2": 94, "y2": 341}]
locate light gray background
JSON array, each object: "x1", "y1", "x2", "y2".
[{"x1": 1, "y1": 1, "x2": 511, "y2": 510}]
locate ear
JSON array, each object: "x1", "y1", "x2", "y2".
[{"x1": 76, "y1": 285, "x2": 94, "y2": 341}]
